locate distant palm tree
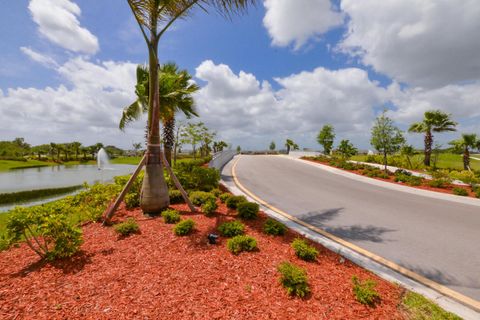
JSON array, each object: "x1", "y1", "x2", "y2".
[
  {"x1": 119, "y1": 63, "x2": 199, "y2": 165},
  {"x1": 71, "y1": 142, "x2": 82, "y2": 161},
  {"x1": 285, "y1": 139, "x2": 299, "y2": 154},
  {"x1": 408, "y1": 110, "x2": 457, "y2": 166},
  {"x1": 449, "y1": 134, "x2": 480, "y2": 170}
]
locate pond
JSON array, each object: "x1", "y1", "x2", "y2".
[{"x1": 0, "y1": 164, "x2": 136, "y2": 211}]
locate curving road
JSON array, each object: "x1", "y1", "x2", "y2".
[{"x1": 223, "y1": 155, "x2": 480, "y2": 301}]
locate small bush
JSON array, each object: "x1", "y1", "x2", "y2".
[
  {"x1": 6, "y1": 208, "x2": 83, "y2": 261},
  {"x1": 210, "y1": 188, "x2": 223, "y2": 197},
  {"x1": 263, "y1": 218, "x2": 287, "y2": 236},
  {"x1": 114, "y1": 218, "x2": 140, "y2": 236},
  {"x1": 172, "y1": 162, "x2": 220, "y2": 191},
  {"x1": 162, "y1": 209, "x2": 181, "y2": 224},
  {"x1": 174, "y1": 219, "x2": 195, "y2": 236},
  {"x1": 428, "y1": 179, "x2": 448, "y2": 188},
  {"x1": 201, "y1": 198, "x2": 218, "y2": 217},
  {"x1": 218, "y1": 220, "x2": 245, "y2": 237},
  {"x1": 352, "y1": 276, "x2": 380, "y2": 306},
  {"x1": 190, "y1": 191, "x2": 216, "y2": 206},
  {"x1": 227, "y1": 235, "x2": 257, "y2": 254},
  {"x1": 225, "y1": 195, "x2": 247, "y2": 209},
  {"x1": 125, "y1": 193, "x2": 140, "y2": 209},
  {"x1": 452, "y1": 187, "x2": 468, "y2": 196},
  {"x1": 169, "y1": 189, "x2": 184, "y2": 204},
  {"x1": 237, "y1": 202, "x2": 259, "y2": 220},
  {"x1": 394, "y1": 173, "x2": 422, "y2": 186},
  {"x1": 0, "y1": 235, "x2": 11, "y2": 252},
  {"x1": 291, "y1": 239, "x2": 318, "y2": 262},
  {"x1": 219, "y1": 193, "x2": 231, "y2": 203},
  {"x1": 277, "y1": 262, "x2": 310, "y2": 298}
]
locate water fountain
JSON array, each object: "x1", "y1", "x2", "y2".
[{"x1": 97, "y1": 148, "x2": 110, "y2": 170}]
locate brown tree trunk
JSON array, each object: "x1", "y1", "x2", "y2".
[
  {"x1": 424, "y1": 130, "x2": 432, "y2": 166},
  {"x1": 464, "y1": 147, "x2": 470, "y2": 170}
]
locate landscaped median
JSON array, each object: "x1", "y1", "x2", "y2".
[
  {"x1": 0, "y1": 159, "x2": 462, "y2": 319},
  {"x1": 302, "y1": 155, "x2": 480, "y2": 199}
]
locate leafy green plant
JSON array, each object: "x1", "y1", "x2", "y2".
[
  {"x1": 169, "y1": 189, "x2": 184, "y2": 204},
  {"x1": 201, "y1": 198, "x2": 218, "y2": 217},
  {"x1": 219, "y1": 193, "x2": 231, "y2": 203},
  {"x1": 452, "y1": 187, "x2": 468, "y2": 196},
  {"x1": 225, "y1": 195, "x2": 247, "y2": 209},
  {"x1": 428, "y1": 179, "x2": 448, "y2": 188},
  {"x1": 114, "y1": 218, "x2": 140, "y2": 236},
  {"x1": 6, "y1": 207, "x2": 83, "y2": 261},
  {"x1": 394, "y1": 173, "x2": 422, "y2": 186},
  {"x1": 174, "y1": 219, "x2": 195, "y2": 236},
  {"x1": 227, "y1": 235, "x2": 257, "y2": 254},
  {"x1": 291, "y1": 239, "x2": 319, "y2": 262},
  {"x1": 277, "y1": 262, "x2": 310, "y2": 298},
  {"x1": 352, "y1": 276, "x2": 380, "y2": 306},
  {"x1": 173, "y1": 162, "x2": 220, "y2": 191},
  {"x1": 237, "y1": 202, "x2": 259, "y2": 220},
  {"x1": 218, "y1": 220, "x2": 245, "y2": 237},
  {"x1": 114, "y1": 172, "x2": 143, "y2": 209},
  {"x1": 263, "y1": 218, "x2": 287, "y2": 236},
  {"x1": 161, "y1": 209, "x2": 181, "y2": 224},
  {"x1": 210, "y1": 188, "x2": 222, "y2": 197},
  {"x1": 189, "y1": 191, "x2": 216, "y2": 206}
]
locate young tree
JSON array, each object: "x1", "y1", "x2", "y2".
[
  {"x1": 408, "y1": 110, "x2": 457, "y2": 166},
  {"x1": 317, "y1": 124, "x2": 335, "y2": 155},
  {"x1": 400, "y1": 144, "x2": 415, "y2": 169},
  {"x1": 132, "y1": 142, "x2": 143, "y2": 156},
  {"x1": 181, "y1": 122, "x2": 203, "y2": 159},
  {"x1": 285, "y1": 139, "x2": 299, "y2": 154},
  {"x1": 236, "y1": 145, "x2": 241, "y2": 153},
  {"x1": 337, "y1": 140, "x2": 357, "y2": 160},
  {"x1": 449, "y1": 133, "x2": 480, "y2": 170},
  {"x1": 269, "y1": 141, "x2": 276, "y2": 151},
  {"x1": 370, "y1": 111, "x2": 405, "y2": 172}
]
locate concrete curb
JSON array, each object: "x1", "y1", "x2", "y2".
[{"x1": 222, "y1": 156, "x2": 480, "y2": 319}]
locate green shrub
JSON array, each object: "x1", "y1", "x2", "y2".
[
  {"x1": 6, "y1": 207, "x2": 83, "y2": 261},
  {"x1": 237, "y1": 202, "x2": 259, "y2": 220},
  {"x1": 174, "y1": 219, "x2": 195, "y2": 236},
  {"x1": 210, "y1": 188, "x2": 223, "y2": 197},
  {"x1": 201, "y1": 198, "x2": 218, "y2": 217},
  {"x1": 218, "y1": 220, "x2": 245, "y2": 237},
  {"x1": 225, "y1": 195, "x2": 247, "y2": 209},
  {"x1": 0, "y1": 234, "x2": 11, "y2": 252},
  {"x1": 115, "y1": 172, "x2": 143, "y2": 209},
  {"x1": 277, "y1": 262, "x2": 310, "y2": 298},
  {"x1": 114, "y1": 218, "x2": 140, "y2": 236},
  {"x1": 352, "y1": 276, "x2": 380, "y2": 306},
  {"x1": 227, "y1": 235, "x2": 257, "y2": 254},
  {"x1": 162, "y1": 209, "x2": 181, "y2": 224},
  {"x1": 291, "y1": 239, "x2": 318, "y2": 262},
  {"x1": 219, "y1": 193, "x2": 231, "y2": 203},
  {"x1": 428, "y1": 179, "x2": 448, "y2": 188},
  {"x1": 124, "y1": 192, "x2": 140, "y2": 209},
  {"x1": 190, "y1": 191, "x2": 216, "y2": 206},
  {"x1": 475, "y1": 189, "x2": 480, "y2": 198},
  {"x1": 394, "y1": 173, "x2": 422, "y2": 186},
  {"x1": 173, "y1": 162, "x2": 220, "y2": 191},
  {"x1": 169, "y1": 189, "x2": 184, "y2": 204},
  {"x1": 263, "y1": 218, "x2": 287, "y2": 236},
  {"x1": 452, "y1": 187, "x2": 468, "y2": 196}
]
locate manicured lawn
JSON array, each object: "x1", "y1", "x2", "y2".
[
  {"x1": 401, "y1": 291, "x2": 461, "y2": 320},
  {"x1": 0, "y1": 160, "x2": 53, "y2": 171},
  {"x1": 351, "y1": 153, "x2": 480, "y2": 171}
]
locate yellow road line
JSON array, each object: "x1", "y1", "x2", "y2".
[{"x1": 231, "y1": 158, "x2": 480, "y2": 312}]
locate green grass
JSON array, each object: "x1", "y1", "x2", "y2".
[
  {"x1": 351, "y1": 153, "x2": 480, "y2": 171},
  {"x1": 110, "y1": 156, "x2": 142, "y2": 165},
  {"x1": 0, "y1": 185, "x2": 83, "y2": 205},
  {"x1": 402, "y1": 291, "x2": 462, "y2": 320},
  {"x1": 0, "y1": 160, "x2": 53, "y2": 171}
]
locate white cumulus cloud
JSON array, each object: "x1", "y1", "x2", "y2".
[
  {"x1": 28, "y1": 0, "x2": 99, "y2": 54},
  {"x1": 263, "y1": 0, "x2": 344, "y2": 49},
  {"x1": 20, "y1": 46, "x2": 58, "y2": 68},
  {"x1": 339, "y1": 0, "x2": 480, "y2": 88}
]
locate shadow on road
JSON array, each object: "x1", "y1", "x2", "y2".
[{"x1": 298, "y1": 208, "x2": 396, "y2": 243}]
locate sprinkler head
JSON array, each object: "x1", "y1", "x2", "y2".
[{"x1": 207, "y1": 233, "x2": 219, "y2": 244}]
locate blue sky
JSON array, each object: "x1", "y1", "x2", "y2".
[{"x1": 1, "y1": 0, "x2": 480, "y2": 150}]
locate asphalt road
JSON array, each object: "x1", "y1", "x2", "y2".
[{"x1": 223, "y1": 155, "x2": 480, "y2": 301}]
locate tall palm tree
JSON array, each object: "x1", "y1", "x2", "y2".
[
  {"x1": 449, "y1": 134, "x2": 480, "y2": 170},
  {"x1": 408, "y1": 110, "x2": 457, "y2": 166},
  {"x1": 127, "y1": 0, "x2": 256, "y2": 213},
  {"x1": 119, "y1": 63, "x2": 199, "y2": 165},
  {"x1": 71, "y1": 142, "x2": 82, "y2": 161}
]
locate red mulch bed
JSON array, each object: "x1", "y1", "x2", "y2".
[
  {"x1": 302, "y1": 158, "x2": 477, "y2": 198},
  {"x1": 0, "y1": 202, "x2": 405, "y2": 319}
]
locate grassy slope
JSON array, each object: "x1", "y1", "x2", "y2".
[
  {"x1": 351, "y1": 153, "x2": 480, "y2": 171},
  {"x1": 401, "y1": 291, "x2": 462, "y2": 320}
]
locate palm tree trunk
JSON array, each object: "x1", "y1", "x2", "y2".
[
  {"x1": 162, "y1": 116, "x2": 175, "y2": 166},
  {"x1": 140, "y1": 19, "x2": 169, "y2": 214},
  {"x1": 464, "y1": 147, "x2": 470, "y2": 170},
  {"x1": 424, "y1": 131, "x2": 432, "y2": 166}
]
